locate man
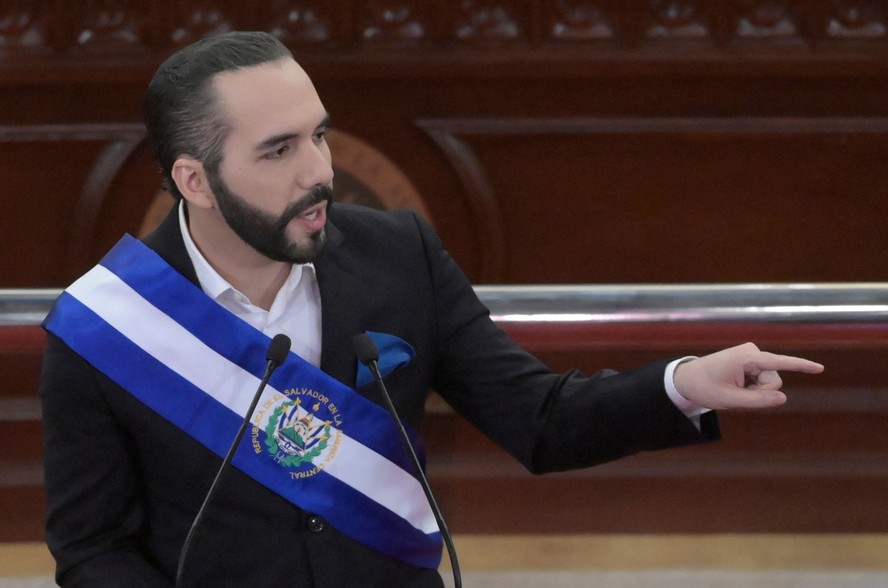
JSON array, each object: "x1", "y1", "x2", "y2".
[{"x1": 39, "y1": 31, "x2": 823, "y2": 587}]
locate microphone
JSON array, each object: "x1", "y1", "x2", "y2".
[
  {"x1": 175, "y1": 334, "x2": 291, "y2": 587},
  {"x1": 352, "y1": 334, "x2": 461, "y2": 588},
  {"x1": 265, "y1": 333, "x2": 293, "y2": 367}
]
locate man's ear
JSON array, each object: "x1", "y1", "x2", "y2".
[{"x1": 171, "y1": 157, "x2": 215, "y2": 209}]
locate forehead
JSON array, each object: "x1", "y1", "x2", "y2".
[{"x1": 212, "y1": 58, "x2": 326, "y2": 141}]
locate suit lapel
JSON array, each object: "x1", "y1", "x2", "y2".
[{"x1": 314, "y1": 219, "x2": 363, "y2": 388}]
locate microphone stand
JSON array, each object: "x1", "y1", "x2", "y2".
[
  {"x1": 354, "y1": 334, "x2": 462, "y2": 588},
  {"x1": 175, "y1": 334, "x2": 291, "y2": 587}
]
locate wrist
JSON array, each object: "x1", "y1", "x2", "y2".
[{"x1": 665, "y1": 357, "x2": 709, "y2": 417}]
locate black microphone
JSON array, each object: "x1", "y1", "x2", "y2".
[
  {"x1": 175, "y1": 334, "x2": 291, "y2": 587},
  {"x1": 352, "y1": 334, "x2": 461, "y2": 588}
]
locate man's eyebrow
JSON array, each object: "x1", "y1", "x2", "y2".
[
  {"x1": 254, "y1": 132, "x2": 297, "y2": 151},
  {"x1": 253, "y1": 114, "x2": 332, "y2": 152}
]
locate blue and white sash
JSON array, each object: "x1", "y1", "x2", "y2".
[{"x1": 43, "y1": 235, "x2": 443, "y2": 569}]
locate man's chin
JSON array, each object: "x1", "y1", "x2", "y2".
[{"x1": 283, "y1": 229, "x2": 327, "y2": 264}]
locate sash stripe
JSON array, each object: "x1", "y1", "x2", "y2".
[{"x1": 44, "y1": 236, "x2": 443, "y2": 569}]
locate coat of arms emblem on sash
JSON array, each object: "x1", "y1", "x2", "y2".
[{"x1": 252, "y1": 389, "x2": 343, "y2": 476}]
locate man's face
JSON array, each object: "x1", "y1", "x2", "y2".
[
  {"x1": 208, "y1": 174, "x2": 332, "y2": 264},
  {"x1": 208, "y1": 57, "x2": 334, "y2": 263}
]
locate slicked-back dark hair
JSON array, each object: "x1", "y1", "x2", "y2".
[{"x1": 145, "y1": 31, "x2": 293, "y2": 199}]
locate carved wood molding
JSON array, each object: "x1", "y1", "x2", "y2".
[
  {"x1": 1, "y1": 1, "x2": 886, "y2": 79},
  {"x1": 0, "y1": 123, "x2": 147, "y2": 275},
  {"x1": 415, "y1": 120, "x2": 507, "y2": 282},
  {"x1": 419, "y1": 116, "x2": 888, "y2": 136}
]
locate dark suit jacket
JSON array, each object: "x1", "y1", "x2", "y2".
[{"x1": 40, "y1": 203, "x2": 718, "y2": 587}]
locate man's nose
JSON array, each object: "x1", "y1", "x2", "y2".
[{"x1": 297, "y1": 142, "x2": 334, "y2": 189}]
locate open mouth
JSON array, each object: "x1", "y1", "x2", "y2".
[
  {"x1": 299, "y1": 201, "x2": 326, "y2": 221},
  {"x1": 292, "y1": 200, "x2": 328, "y2": 232}
]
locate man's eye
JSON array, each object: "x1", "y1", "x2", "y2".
[
  {"x1": 313, "y1": 130, "x2": 327, "y2": 143},
  {"x1": 265, "y1": 145, "x2": 289, "y2": 160}
]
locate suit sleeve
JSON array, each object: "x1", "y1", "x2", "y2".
[
  {"x1": 40, "y1": 333, "x2": 172, "y2": 587},
  {"x1": 409, "y1": 213, "x2": 719, "y2": 474}
]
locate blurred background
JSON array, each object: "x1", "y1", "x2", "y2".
[{"x1": 1, "y1": 1, "x2": 887, "y2": 584}]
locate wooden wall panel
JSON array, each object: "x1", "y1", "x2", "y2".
[{"x1": 417, "y1": 117, "x2": 888, "y2": 282}]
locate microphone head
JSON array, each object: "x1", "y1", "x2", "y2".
[
  {"x1": 266, "y1": 334, "x2": 291, "y2": 366},
  {"x1": 352, "y1": 333, "x2": 379, "y2": 365}
]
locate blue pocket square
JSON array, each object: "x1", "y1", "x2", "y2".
[{"x1": 355, "y1": 331, "x2": 416, "y2": 387}]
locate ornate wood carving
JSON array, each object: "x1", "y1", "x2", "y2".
[
  {"x1": 266, "y1": 1, "x2": 333, "y2": 47},
  {"x1": 167, "y1": 0, "x2": 234, "y2": 47},
  {"x1": 453, "y1": 1, "x2": 523, "y2": 43},
  {"x1": 826, "y1": 0, "x2": 887, "y2": 39},
  {"x1": 549, "y1": 1, "x2": 617, "y2": 42},
  {"x1": 361, "y1": 2, "x2": 429, "y2": 46},
  {"x1": 0, "y1": 1, "x2": 48, "y2": 52},
  {"x1": 644, "y1": 1, "x2": 712, "y2": 42},
  {"x1": 73, "y1": 0, "x2": 145, "y2": 51},
  {"x1": 1, "y1": 1, "x2": 886, "y2": 70}
]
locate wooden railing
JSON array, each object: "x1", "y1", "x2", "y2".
[{"x1": 2, "y1": 284, "x2": 888, "y2": 540}]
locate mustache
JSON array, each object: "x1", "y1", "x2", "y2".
[{"x1": 276, "y1": 185, "x2": 334, "y2": 229}]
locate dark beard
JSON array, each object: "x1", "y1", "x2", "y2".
[{"x1": 208, "y1": 171, "x2": 332, "y2": 264}]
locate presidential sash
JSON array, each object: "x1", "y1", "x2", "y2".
[{"x1": 43, "y1": 235, "x2": 443, "y2": 569}]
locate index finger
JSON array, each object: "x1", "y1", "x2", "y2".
[{"x1": 750, "y1": 352, "x2": 824, "y2": 374}]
